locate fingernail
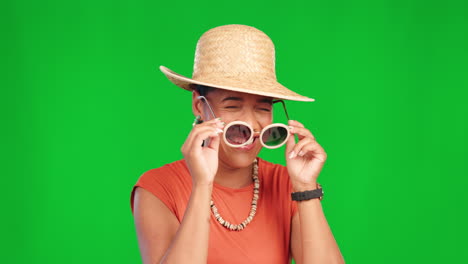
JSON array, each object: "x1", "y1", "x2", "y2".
[
  {"x1": 216, "y1": 128, "x2": 223, "y2": 134},
  {"x1": 288, "y1": 126, "x2": 294, "y2": 131},
  {"x1": 298, "y1": 151, "x2": 305, "y2": 156},
  {"x1": 288, "y1": 151, "x2": 296, "y2": 159}
]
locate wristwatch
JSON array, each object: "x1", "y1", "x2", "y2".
[{"x1": 291, "y1": 183, "x2": 324, "y2": 201}]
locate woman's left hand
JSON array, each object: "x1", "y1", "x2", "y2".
[{"x1": 285, "y1": 120, "x2": 327, "y2": 191}]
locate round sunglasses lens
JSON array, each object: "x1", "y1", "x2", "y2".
[
  {"x1": 225, "y1": 124, "x2": 251, "y2": 145},
  {"x1": 262, "y1": 126, "x2": 288, "y2": 147}
]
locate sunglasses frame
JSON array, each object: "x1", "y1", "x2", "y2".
[{"x1": 197, "y1": 95, "x2": 292, "y2": 149}]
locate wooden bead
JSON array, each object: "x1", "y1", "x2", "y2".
[{"x1": 211, "y1": 158, "x2": 260, "y2": 231}]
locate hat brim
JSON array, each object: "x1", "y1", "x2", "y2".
[{"x1": 159, "y1": 65, "x2": 315, "y2": 102}]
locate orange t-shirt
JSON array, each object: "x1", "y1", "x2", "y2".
[{"x1": 130, "y1": 157, "x2": 298, "y2": 263}]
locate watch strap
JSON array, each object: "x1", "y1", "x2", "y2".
[{"x1": 291, "y1": 187, "x2": 324, "y2": 201}]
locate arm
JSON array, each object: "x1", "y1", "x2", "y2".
[
  {"x1": 160, "y1": 183, "x2": 213, "y2": 263},
  {"x1": 133, "y1": 187, "x2": 179, "y2": 264},
  {"x1": 286, "y1": 120, "x2": 345, "y2": 264},
  {"x1": 290, "y1": 186, "x2": 345, "y2": 264},
  {"x1": 133, "y1": 116, "x2": 224, "y2": 263},
  {"x1": 133, "y1": 184, "x2": 213, "y2": 264}
]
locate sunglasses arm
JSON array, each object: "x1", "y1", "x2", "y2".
[
  {"x1": 197, "y1": 95, "x2": 218, "y2": 119},
  {"x1": 272, "y1": 100, "x2": 291, "y2": 121}
]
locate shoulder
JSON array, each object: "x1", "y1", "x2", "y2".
[
  {"x1": 131, "y1": 159, "x2": 192, "y2": 218},
  {"x1": 139, "y1": 159, "x2": 190, "y2": 184},
  {"x1": 135, "y1": 159, "x2": 192, "y2": 196}
]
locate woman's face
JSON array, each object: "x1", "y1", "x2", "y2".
[{"x1": 193, "y1": 88, "x2": 274, "y2": 168}]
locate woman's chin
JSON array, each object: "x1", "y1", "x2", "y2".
[{"x1": 219, "y1": 143, "x2": 262, "y2": 168}]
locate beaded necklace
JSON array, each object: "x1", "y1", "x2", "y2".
[{"x1": 210, "y1": 158, "x2": 259, "y2": 231}]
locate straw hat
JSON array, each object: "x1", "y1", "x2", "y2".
[{"x1": 159, "y1": 24, "x2": 315, "y2": 102}]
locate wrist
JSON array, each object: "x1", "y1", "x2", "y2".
[
  {"x1": 193, "y1": 181, "x2": 214, "y2": 190},
  {"x1": 292, "y1": 181, "x2": 318, "y2": 192},
  {"x1": 291, "y1": 182, "x2": 324, "y2": 201}
]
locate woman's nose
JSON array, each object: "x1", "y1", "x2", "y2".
[
  {"x1": 245, "y1": 117, "x2": 263, "y2": 138},
  {"x1": 239, "y1": 107, "x2": 267, "y2": 137}
]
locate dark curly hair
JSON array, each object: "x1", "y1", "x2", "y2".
[{"x1": 192, "y1": 84, "x2": 215, "y2": 96}]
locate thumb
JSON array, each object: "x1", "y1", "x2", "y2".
[
  {"x1": 285, "y1": 133, "x2": 296, "y2": 157},
  {"x1": 208, "y1": 132, "x2": 221, "y2": 152}
]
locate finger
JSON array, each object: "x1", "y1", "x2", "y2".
[
  {"x1": 192, "y1": 126, "x2": 223, "y2": 146},
  {"x1": 183, "y1": 126, "x2": 223, "y2": 155},
  {"x1": 193, "y1": 128, "x2": 222, "y2": 154},
  {"x1": 194, "y1": 117, "x2": 225, "y2": 129},
  {"x1": 289, "y1": 126, "x2": 314, "y2": 140},
  {"x1": 288, "y1": 120, "x2": 305, "y2": 128},
  {"x1": 297, "y1": 143, "x2": 327, "y2": 162},
  {"x1": 187, "y1": 119, "x2": 225, "y2": 147},
  {"x1": 207, "y1": 129, "x2": 221, "y2": 152},
  {"x1": 285, "y1": 132, "x2": 296, "y2": 159},
  {"x1": 290, "y1": 137, "x2": 314, "y2": 158},
  {"x1": 197, "y1": 120, "x2": 225, "y2": 130}
]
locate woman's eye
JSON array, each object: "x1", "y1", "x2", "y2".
[
  {"x1": 259, "y1": 108, "x2": 271, "y2": 112},
  {"x1": 225, "y1": 106, "x2": 239, "y2": 109}
]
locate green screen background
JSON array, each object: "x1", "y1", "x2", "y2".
[{"x1": 3, "y1": 0, "x2": 467, "y2": 263}]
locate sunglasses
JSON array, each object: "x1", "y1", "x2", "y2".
[{"x1": 197, "y1": 95, "x2": 292, "y2": 149}]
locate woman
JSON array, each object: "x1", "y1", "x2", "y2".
[{"x1": 130, "y1": 24, "x2": 344, "y2": 264}]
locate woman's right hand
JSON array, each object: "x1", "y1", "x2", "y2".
[{"x1": 181, "y1": 118, "x2": 224, "y2": 187}]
